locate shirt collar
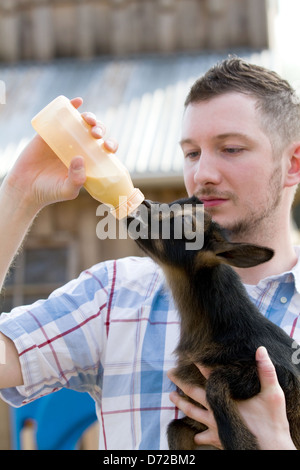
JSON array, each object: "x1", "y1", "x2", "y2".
[{"x1": 290, "y1": 245, "x2": 300, "y2": 293}]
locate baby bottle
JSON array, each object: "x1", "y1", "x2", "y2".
[{"x1": 31, "y1": 95, "x2": 144, "y2": 219}]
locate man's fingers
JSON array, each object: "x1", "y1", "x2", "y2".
[
  {"x1": 70, "y1": 97, "x2": 83, "y2": 109},
  {"x1": 194, "y1": 429, "x2": 223, "y2": 449},
  {"x1": 195, "y1": 363, "x2": 212, "y2": 380},
  {"x1": 71, "y1": 103, "x2": 118, "y2": 152},
  {"x1": 167, "y1": 368, "x2": 222, "y2": 450},
  {"x1": 104, "y1": 139, "x2": 118, "y2": 153},
  {"x1": 167, "y1": 369, "x2": 209, "y2": 409},
  {"x1": 169, "y1": 390, "x2": 222, "y2": 449},
  {"x1": 256, "y1": 346, "x2": 278, "y2": 390},
  {"x1": 64, "y1": 156, "x2": 86, "y2": 197},
  {"x1": 169, "y1": 391, "x2": 211, "y2": 425},
  {"x1": 81, "y1": 111, "x2": 98, "y2": 126}
]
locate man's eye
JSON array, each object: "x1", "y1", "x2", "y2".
[
  {"x1": 185, "y1": 151, "x2": 200, "y2": 159},
  {"x1": 223, "y1": 147, "x2": 244, "y2": 155}
]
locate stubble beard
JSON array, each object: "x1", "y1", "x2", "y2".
[
  {"x1": 225, "y1": 166, "x2": 283, "y2": 241},
  {"x1": 198, "y1": 166, "x2": 283, "y2": 242}
]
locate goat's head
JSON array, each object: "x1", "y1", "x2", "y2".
[{"x1": 126, "y1": 196, "x2": 274, "y2": 271}]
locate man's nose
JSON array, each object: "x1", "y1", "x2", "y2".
[{"x1": 193, "y1": 152, "x2": 222, "y2": 186}]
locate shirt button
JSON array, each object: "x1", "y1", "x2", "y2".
[{"x1": 280, "y1": 296, "x2": 288, "y2": 304}]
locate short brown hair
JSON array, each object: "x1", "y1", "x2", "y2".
[{"x1": 185, "y1": 57, "x2": 300, "y2": 155}]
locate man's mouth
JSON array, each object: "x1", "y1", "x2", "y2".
[{"x1": 200, "y1": 197, "x2": 228, "y2": 208}]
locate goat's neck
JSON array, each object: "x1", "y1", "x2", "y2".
[{"x1": 164, "y1": 263, "x2": 252, "y2": 341}]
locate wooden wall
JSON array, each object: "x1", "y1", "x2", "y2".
[{"x1": 0, "y1": 0, "x2": 269, "y2": 62}]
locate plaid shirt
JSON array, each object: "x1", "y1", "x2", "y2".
[{"x1": 0, "y1": 252, "x2": 300, "y2": 450}]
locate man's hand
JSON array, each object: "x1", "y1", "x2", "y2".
[
  {"x1": 168, "y1": 347, "x2": 296, "y2": 450},
  {"x1": 237, "y1": 346, "x2": 296, "y2": 450},
  {"x1": 167, "y1": 367, "x2": 223, "y2": 449},
  {"x1": 3, "y1": 97, "x2": 118, "y2": 212}
]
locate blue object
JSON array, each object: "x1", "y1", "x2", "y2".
[{"x1": 10, "y1": 388, "x2": 98, "y2": 450}]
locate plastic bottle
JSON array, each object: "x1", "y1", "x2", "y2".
[{"x1": 31, "y1": 95, "x2": 144, "y2": 219}]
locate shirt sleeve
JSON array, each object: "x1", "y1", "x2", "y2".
[{"x1": 0, "y1": 261, "x2": 111, "y2": 407}]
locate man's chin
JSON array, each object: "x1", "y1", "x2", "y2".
[
  {"x1": 205, "y1": 209, "x2": 229, "y2": 228},
  {"x1": 209, "y1": 212, "x2": 247, "y2": 237}
]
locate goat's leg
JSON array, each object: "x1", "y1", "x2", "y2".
[
  {"x1": 283, "y1": 380, "x2": 300, "y2": 450},
  {"x1": 287, "y1": 414, "x2": 300, "y2": 450},
  {"x1": 167, "y1": 417, "x2": 200, "y2": 450},
  {"x1": 167, "y1": 416, "x2": 217, "y2": 450},
  {"x1": 206, "y1": 369, "x2": 259, "y2": 450}
]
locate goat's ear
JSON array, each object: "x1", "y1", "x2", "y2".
[{"x1": 215, "y1": 242, "x2": 274, "y2": 268}]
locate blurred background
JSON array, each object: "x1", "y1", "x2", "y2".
[{"x1": 0, "y1": 0, "x2": 299, "y2": 450}]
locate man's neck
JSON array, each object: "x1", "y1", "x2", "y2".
[{"x1": 234, "y1": 230, "x2": 298, "y2": 285}]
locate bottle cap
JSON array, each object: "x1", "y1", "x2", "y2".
[{"x1": 110, "y1": 188, "x2": 145, "y2": 220}]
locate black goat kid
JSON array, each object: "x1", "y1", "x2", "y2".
[{"x1": 126, "y1": 196, "x2": 300, "y2": 450}]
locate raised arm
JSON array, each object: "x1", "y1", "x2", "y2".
[
  {"x1": 0, "y1": 133, "x2": 86, "y2": 290},
  {"x1": 0, "y1": 98, "x2": 117, "y2": 290},
  {"x1": 0, "y1": 98, "x2": 116, "y2": 388}
]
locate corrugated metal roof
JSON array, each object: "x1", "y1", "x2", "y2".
[{"x1": 0, "y1": 50, "x2": 274, "y2": 185}]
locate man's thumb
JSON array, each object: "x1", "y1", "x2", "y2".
[{"x1": 256, "y1": 346, "x2": 278, "y2": 390}]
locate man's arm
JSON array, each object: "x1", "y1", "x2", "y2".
[
  {"x1": 0, "y1": 141, "x2": 86, "y2": 291},
  {"x1": 0, "y1": 98, "x2": 112, "y2": 289},
  {"x1": 0, "y1": 98, "x2": 116, "y2": 389},
  {"x1": 0, "y1": 332, "x2": 23, "y2": 387},
  {"x1": 168, "y1": 347, "x2": 297, "y2": 450}
]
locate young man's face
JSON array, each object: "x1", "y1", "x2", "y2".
[{"x1": 181, "y1": 92, "x2": 283, "y2": 238}]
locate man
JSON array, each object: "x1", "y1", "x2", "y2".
[
  {"x1": 166, "y1": 58, "x2": 300, "y2": 449},
  {"x1": 0, "y1": 58, "x2": 298, "y2": 450}
]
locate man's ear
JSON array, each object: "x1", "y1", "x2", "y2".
[{"x1": 284, "y1": 143, "x2": 300, "y2": 188}]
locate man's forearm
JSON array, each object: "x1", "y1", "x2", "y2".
[{"x1": 0, "y1": 181, "x2": 39, "y2": 291}]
